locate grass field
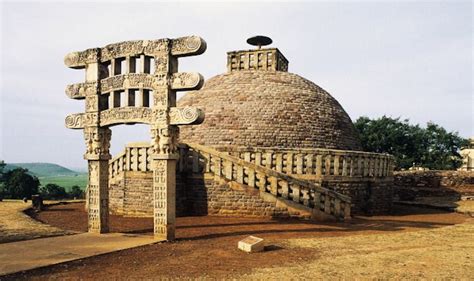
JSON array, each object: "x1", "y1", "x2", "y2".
[{"x1": 38, "y1": 174, "x2": 88, "y2": 191}]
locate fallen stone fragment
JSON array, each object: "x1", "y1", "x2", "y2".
[{"x1": 238, "y1": 236, "x2": 264, "y2": 253}]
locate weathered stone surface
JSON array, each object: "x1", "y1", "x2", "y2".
[
  {"x1": 394, "y1": 170, "x2": 474, "y2": 201},
  {"x1": 178, "y1": 71, "x2": 361, "y2": 151},
  {"x1": 65, "y1": 36, "x2": 207, "y2": 241},
  {"x1": 105, "y1": 39, "x2": 394, "y2": 220},
  {"x1": 459, "y1": 137, "x2": 474, "y2": 171},
  {"x1": 238, "y1": 236, "x2": 265, "y2": 253}
]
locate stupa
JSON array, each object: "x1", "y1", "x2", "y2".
[{"x1": 107, "y1": 36, "x2": 395, "y2": 219}]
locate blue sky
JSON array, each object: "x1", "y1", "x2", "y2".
[{"x1": 1, "y1": 1, "x2": 472, "y2": 169}]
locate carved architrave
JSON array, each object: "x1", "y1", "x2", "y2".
[
  {"x1": 170, "y1": 72, "x2": 204, "y2": 90},
  {"x1": 170, "y1": 36, "x2": 207, "y2": 57},
  {"x1": 65, "y1": 81, "x2": 97, "y2": 99},
  {"x1": 100, "y1": 74, "x2": 166, "y2": 93},
  {"x1": 65, "y1": 113, "x2": 99, "y2": 129},
  {"x1": 64, "y1": 48, "x2": 100, "y2": 69},
  {"x1": 64, "y1": 36, "x2": 206, "y2": 69},
  {"x1": 169, "y1": 107, "x2": 204, "y2": 125},
  {"x1": 100, "y1": 108, "x2": 154, "y2": 127},
  {"x1": 67, "y1": 107, "x2": 203, "y2": 129}
]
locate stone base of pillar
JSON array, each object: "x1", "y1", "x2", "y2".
[
  {"x1": 152, "y1": 157, "x2": 177, "y2": 241},
  {"x1": 87, "y1": 160, "x2": 110, "y2": 234}
]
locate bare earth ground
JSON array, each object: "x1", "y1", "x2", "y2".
[
  {"x1": 3, "y1": 202, "x2": 472, "y2": 280},
  {"x1": 0, "y1": 200, "x2": 70, "y2": 243}
]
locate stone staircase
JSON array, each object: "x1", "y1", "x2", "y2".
[
  {"x1": 109, "y1": 142, "x2": 355, "y2": 220},
  {"x1": 178, "y1": 143, "x2": 352, "y2": 220}
]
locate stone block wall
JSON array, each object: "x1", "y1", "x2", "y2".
[
  {"x1": 108, "y1": 171, "x2": 288, "y2": 218},
  {"x1": 122, "y1": 171, "x2": 153, "y2": 217},
  {"x1": 109, "y1": 173, "x2": 125, "y2": 215},
  {"x1": 184, "y1": 174, "x2": 289, "y2": 217},
  {"x1": 326, "y1": 178, "x2": 393, "y2": 215},
  {"x1": 393, "y1": 171, "x2": 474, "y2": 200}
]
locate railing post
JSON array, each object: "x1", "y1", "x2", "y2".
[
  {"x1": 301, "y1": 189, "x2": 309, "y2": 207},
  {"x1": 139, "y1": 147, "x2": 147, "y2": 171},
  {"x1": 247, "y1": 168, "x2": 255, "y2": 187},
  {"x1": 333, "y1": 155, "x2": 340, "y2": 176},
  {"x1": 342, "y1": 156, "x2": 347, "y2": 176},
  {"x1": 306, "y1": 154, "x2": 314, "y2": 175},
  {"x1": 256, "y1": 173, "x2": 266, "y2": 192},
  {"x1": 126, "y1": 147, "x2": 131, "y2": 171},
  {"x1": 291, "y1": 184, "x2": 300, "y2": 203},
  {"x1": 236, "y1": 164, "x2": 244, "y2": 184},
  {"x1": 324, "y1": 194, "x2": 331, "y2": 214},
  {"x1": 255, "y1": 152, "x2": 262, "y2": 166},
  {"x1": 316, "y1": 155, "x2": 323, "y2": 177},
  {"x1": 214, "y1": 157, "x2": 222, "y2": 177},
  {"x1": 269, "y1": 176, "x2": 278, "y2": 196},
  {"x1": 276, "y1": 153, "x2": 283, "y2": 172},
  {"x1": 295, "y1": 154, "x2": 303, "y2": 174},
  {"x1": 265, "y1": 152, "x2": 273, "y2": 169},
  {"x1": 357, "y1": 156, "x2": 362, "y2": 176},
  {"x1": 224, "y1": 160, "x2": 233, "y2": 180},
  {"x1": 286, "y1": 152, "x2": 293, "y2": 174},
  {"x1": 281, "y1": 181, "x2": 289, "y2": 199},
  {"x1": 325, "y1": 155, "x2": 332, "y2": 176}
]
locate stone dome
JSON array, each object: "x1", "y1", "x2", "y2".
[{"x1": 177, "y1": 47, "x2": 362, "y2": 151}]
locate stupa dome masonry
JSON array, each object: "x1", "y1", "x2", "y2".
[{"x1": 178, "y1": 37, "x2": 362, "y2": 151}]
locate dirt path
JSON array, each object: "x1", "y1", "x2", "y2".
[
  {"x1": 2, "y1": 202, "x2": 470, "y2": 280},
  {"x1": 0, "y1": 200, "x2": 69, "y2": 243}
]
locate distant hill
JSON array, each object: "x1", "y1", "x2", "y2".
[{"x1": 4, "y1": 163, "x2": 83, "y2": 177}]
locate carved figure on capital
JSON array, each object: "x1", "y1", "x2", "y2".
[{"x1": 84, "y1": 127, "x2": 111, "y2": 159}]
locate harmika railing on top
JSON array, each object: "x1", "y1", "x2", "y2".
[
  {"x1": 179, "y1": 143, "x2": 351, "y2": 220},
  {"x1": 222, "y1": 147, "x2": 394, "y2": 179}
]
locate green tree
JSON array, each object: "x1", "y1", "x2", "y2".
[
  {"x1": 40, "y1": 183, "x2": 68, "y2": 200},
  {"x1": 0, "y1": 160, "x2": 6, "y2": 198},
  {"x1": 69, "y1": 185, "x2": 84, "y2": 199},
  {"x1": 354, "y1": 116, "x2": 467, "y2": 170},
  {"x1": 2, "y1": 168, "x2": 40, "y2": 199}
]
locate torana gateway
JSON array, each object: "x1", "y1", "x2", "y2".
[{"x1": 66, "y1": 36, "x2": 395, "y2": 241}]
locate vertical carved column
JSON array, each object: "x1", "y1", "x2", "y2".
[
  {"x1": 152, "y1": 156, "x2": 177, "y2": 240},
  {"x1": 151, "y1": 41, "x2": 179, "y2": 241},
  {"x1": 84, "y1": 59, "x2": 111, "y2": 234}
]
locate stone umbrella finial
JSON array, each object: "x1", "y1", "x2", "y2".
[{"x1": 247, "y1": 35, "x2": 272, "y2": 49}]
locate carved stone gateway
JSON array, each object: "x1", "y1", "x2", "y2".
[{"x1": 65, "y1": 36, "x2": 206, "y2": 240}]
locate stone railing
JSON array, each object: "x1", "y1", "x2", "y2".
[
  {"x1": 109, "y1": 142, "x2": 352, "y2": 220},
  {"x1": 109, "y1": 142, "x2": 153, "y2": 179},
  {"x1": 227, "y1": 48, "x2": 289, "y2": 72},
  {"x1": 180, "y1": 143, "x2": 351, "y2": 220},
  {"x1": 218, "y1": 147, "x2": 394, "y2": 180}
]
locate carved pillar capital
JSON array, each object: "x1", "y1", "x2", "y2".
[{"x1": 83, "y1": 127, "x2": 112, "y2": 160}]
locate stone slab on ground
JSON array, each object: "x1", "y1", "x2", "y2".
[
  {"x1": 0, "y1": 232, "x2": 160, "y2": 276},
  {"x1": 238, "y1": 236, "x2": 264, "y2": 253},
  {"x1": 0, "y1": 200, "x2": 70, "y2": 243}
]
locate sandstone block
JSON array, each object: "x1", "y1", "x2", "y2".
[{"x1": 238, "y1": 236, "x2": 264, "y2": 253}]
